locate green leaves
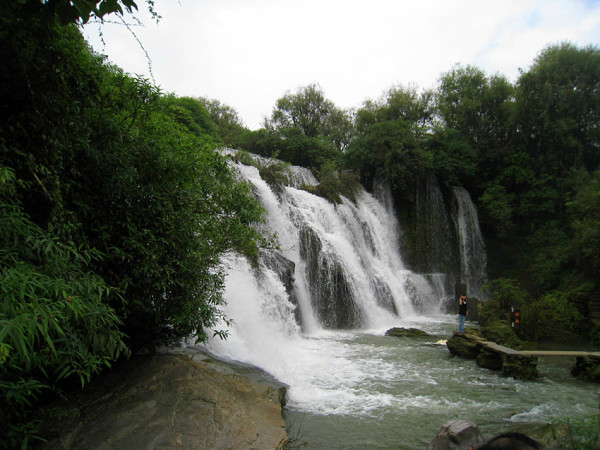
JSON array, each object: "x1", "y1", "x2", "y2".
[
  {"x1": 0, "y1": 164, "x2": 128, "y2": 445},
  {"x1": 45, "y1": 0, "x2": 139, "y2": 25},
  {"x1": 1, "y1": 8, "x2": 265, "y2": 443}
]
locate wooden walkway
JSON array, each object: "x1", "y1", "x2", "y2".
[
  {"x1": 476, "y1": 337, "x2": 600, "y2": 358},
  {"x1": 453, "y1": 333, "x2": 600, "y2": 380}
]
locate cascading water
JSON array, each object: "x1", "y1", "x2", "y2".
[
  {"x1": 204, "y1": 157, "x2": 442, "y2": 405},
  {"x1": 452, "y1": 186, "x2": 488, "y2": 300},
  {"x1": 201, "y1": 156, "x2": 597, "y2": 448},
  {"x1": 234, "y1": 159, "x2": 441, "y2": 329}
]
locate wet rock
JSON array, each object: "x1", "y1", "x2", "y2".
[
  {"x1": 260, "y1": 248, "x2": 296, "y2": 298},
  {"x1": 42, "y1": 354, "x2": 288, "y2": 449},
  {"x1": 385, "y1": 327, "x2": 430, "y2": 338},
  {"x1": 299, "y1": 226, "x2": 363, "y2": 329},
  {"x1": 427, "y1": 419, "x2": 484, "y2": 450},
  {"x1": 571, "y1": 356, "x2": 600, "y2": 382},
  {"x1": 476, "y1": 346, "x2": 503, "y2": 371},
  {"x1": 446, "y1": 331, "x2": 481, "y2": 359},
  {"x1": 260, "y1": 248, "x2": 301, "y2": 325},
  {"x1": 502, "y1": 354, "x2": 538, "y2": 381}
]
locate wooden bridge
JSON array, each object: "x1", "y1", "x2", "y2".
[
  {"x1": 447, "y1": 332, "x2": 600, "y2": 381},
  {"x1": 481, "y1": 340, "x2": 600, "y2": 358}
]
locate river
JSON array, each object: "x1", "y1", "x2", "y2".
[
  {"x1": 202, "y1": 255, "x2": 598, "y2": 449},
  {"x1": 280, "y1": 320, "x2": 598, "y2": 448}
]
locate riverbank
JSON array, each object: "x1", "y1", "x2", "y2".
[{"x1": 42, "y1": 347, "x2": 288, "y2": 449}]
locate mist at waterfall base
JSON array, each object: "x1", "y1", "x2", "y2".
[{"x1": 201, "y1": 158, "x2": 598, "y2": 448}]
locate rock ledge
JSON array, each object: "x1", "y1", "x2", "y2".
[{"x1": 43, "y1": 351, "x2": 288, "y2": 449}]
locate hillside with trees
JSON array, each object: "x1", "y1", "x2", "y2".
[
  {"x1": 0, "y1": 1, "x2": 265, "y2": 445},
  {"x1": 244, "y1": 45, "x2": 600, "y2": 346}
]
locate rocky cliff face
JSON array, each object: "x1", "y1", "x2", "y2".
[{"x1": 42, "y1": 351, "x2": 288, "y2": 449}]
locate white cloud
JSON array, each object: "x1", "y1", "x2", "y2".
[{"x1": 83, "y1": 0, "x2": 600, "y2": 129}]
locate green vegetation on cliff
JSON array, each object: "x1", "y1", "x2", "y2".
[{"x1": 1, "y1": 2, "x2": 264, "y2": 445}]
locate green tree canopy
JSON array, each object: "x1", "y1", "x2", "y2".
[
  {"x1": 266, "y1": 83, "x2": 353, "y2": 151},
  {"x1": 198, "y1": 97, "x2": 249, "y2": 148},
  {"x1": 1, "y1": 3, "x2": 266, "y2": 443},
  {"x1": 516, "y1": 42, "x2": 600, "y2": 177}
]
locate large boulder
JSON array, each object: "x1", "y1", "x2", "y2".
[
  {"x1": 446, "y1": 331, "x2": 481, "y2": 359},
  {"x1": 502, "y1": 354, "x2": 538, "y2": 381},
  {"x1": 42, "y1": 353, "x2": 288, "y2": 449},
  {"x1": 427, "y1": 419, "x2": 484, "y2": 450},
  {"x1": 385, "y1": 327, "x2": 431, "y2": 338},
  {"x1": 475, "y1": 346, "x2": 503, "y2": 371}
]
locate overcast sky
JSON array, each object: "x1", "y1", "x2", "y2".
[{"x1": 83, "y1": 0, "x2": 600, "y2": 129}]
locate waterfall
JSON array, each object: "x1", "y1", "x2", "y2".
[
  {"x1": 223, "y1": 157, "x2": 455, "y2": 331},
  {"x1": 415, "y1": 173, "x2": 456, "y2": 274},
  {"x1": 201, "y1": 155, "x2": 491, "y2": 414},
  {"x1": 452, "y1": 186, "x2": 488, "y2": 300}
]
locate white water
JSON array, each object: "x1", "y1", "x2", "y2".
[
  {"x1": 203, "y1": 158, "x2": 445, "y2": 413},
  {"x1": 453, "y1": 186, "x2": 488, "y2": 299},
  {"x1": 200, "y1": 158, "x2": 597, "y2": 447}
]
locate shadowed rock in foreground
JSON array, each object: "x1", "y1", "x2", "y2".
[{"x1": 43, "y1": 351, "x2": 288, "y2": 449}]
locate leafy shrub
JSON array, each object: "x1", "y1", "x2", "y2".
[
  {"x1": 478, "y1": 278, "x2": 530, "y2": 327},
  {"x1": 303, "y1": 164, "x2": 362, "y2": 204},
  {"x1": 259, "y1": 160, "x2": 292, "y2": 193},
  {"x1": 549, "y1": 415, "x2": 600, "y2": 449},
  {"x1": 519, "y1": 292, "x2": 583, "y2": 341},
  {"x1": 0, "y1": 7, "x2": 266, "y2": 444},
  {"x1": 233, "y1": 149, "x2": 261, "y2": 168},
  {"x1": 481, "y1": 320, "x2": 535, "y2": 350},
  {"x1": 0, "y1": 166, "x2": 128, "y2": 446}
]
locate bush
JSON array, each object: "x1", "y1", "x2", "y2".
[
  {"x1": 478, "y1": 278, "x2": 530, "y2": 327},
  {"x1": 259, "y1": 159, "x2": 292, "y2": 193},
  {"x1": 519, "y1": 292, "x2": 583, "y2": 341},
  {"x1": 302, "y1": 164, "x2": 362, "y2": 204},
  {"x1": 0, "y1": 166, "x2": 128, "y2": 446},
  {"x1": 0, "y1": 7, "x2": 266, "y2": 444},
  {"x1": 481, "y1": 321, "x2": 535, "y2": 350},
  {"x1": 548, "y1": 415, "x2": 600, "y2": 449}
]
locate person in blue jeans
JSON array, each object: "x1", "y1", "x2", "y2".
[{"x1": 458, "y1": 295, "x2": 468, "y2": 333}]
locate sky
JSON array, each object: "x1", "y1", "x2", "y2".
[{"x1": 83, "y1": 0, "x2": 600, "y2": 130}]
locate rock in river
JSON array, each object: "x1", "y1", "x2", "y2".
[{"x1": 385, "y1": 327, "x2": 431, "y2": 338}]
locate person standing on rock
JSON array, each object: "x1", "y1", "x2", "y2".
[{"x1": 458, "y1": 295, "x2": 468, "y2": 333}]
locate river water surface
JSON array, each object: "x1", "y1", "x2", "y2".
[
  {"x1": 200, "y1": 253, "x2": 598, "y2": 448},
  {"x1": 206, "y1": 314, "x2": 598, "y2": 449}
]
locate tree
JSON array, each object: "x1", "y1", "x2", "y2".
[
  {"x1": 436, "y1": 65, "x2": 515, "y2": 186},
  {"x1": 346, "y1": 86, "x2": 433, "y2": 194},
  {"x1": 1, "y1": 3, "x2": 266, "y2": 442},
  {"x1": 162, "y1": 95, "x2": 219, "y2": 140},
  {"x1": 355, "y1": 85, "x2": 433, "y2": 133},
  {"x1": 198, "y1": 97, "x2": 249, "y2": 148},
  {"x1": 568, "y1": 169, "x2": 600, "y2": 282},
  {"x1": 345, "y1": 119, "x2": 431, "y2": 195},
  {"x1": 267, "y1": 83, "x2": 353, "y2": 151},
  {"x1": 16, "y1": 0, "x2": 164, "y2": 26},
  {"x1": 516, "y1": 43, "x2": 600, "y2": 177},
  {"x1": 427, "y1": 127, "x2": 477, "y2": 186}
]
